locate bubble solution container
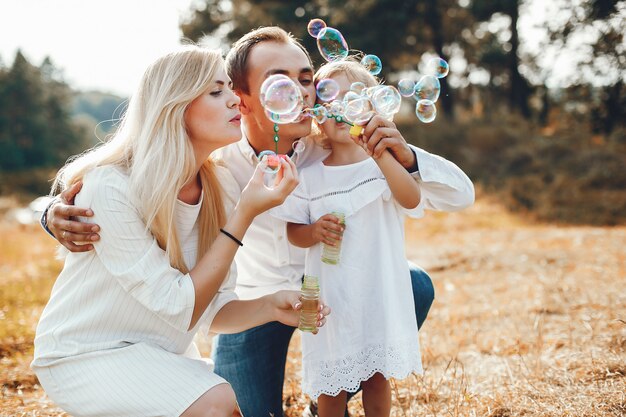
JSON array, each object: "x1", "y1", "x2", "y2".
[
  {"x1": 321, "y1": 212, "x2": 345, "y2": 265},
  {"x1": 298, "y1": 275, "x2": 320, "y2": 333}
]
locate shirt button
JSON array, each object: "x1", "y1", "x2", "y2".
[{"x1": 277, "y1": 236, "x2": 284, "y2": 241}]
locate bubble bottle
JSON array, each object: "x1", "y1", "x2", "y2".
[
  {"x1": 321, "y1": 212, "x2": 345, "y2": 265},
  {"x1": 298, "y1": 275, "x2": 320, "y2": 332}
]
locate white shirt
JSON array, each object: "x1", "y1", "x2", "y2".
[
  {"x1": 270, "y1": 157, "x2": 424, "y2": 398},
  {"x1": 213, "y1": 135, "x2": 474, "y2": 299},
  {"x1": 33, "y1": 165, "x2": 239, "y2": 367}
]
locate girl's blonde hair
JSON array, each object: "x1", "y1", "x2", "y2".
[
  {"x1": 313, "y1": 56, "x2": 380, "y2": 89},
  {"x1": 310, "y1": 57, "x2": 381, "y2": 146},
  {"x1": 52, "y1": 46, "x2": 227, "y2": 273}
]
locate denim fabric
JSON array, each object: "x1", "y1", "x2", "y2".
[
  {"x1": 212, "y1": 264, "x2": 434, "y2": 416},
  {"x1": 213, "y1": 321, "x2": 295, "y2": 417}
]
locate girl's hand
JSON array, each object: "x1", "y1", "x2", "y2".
[
  {"x1": 238, "y1": 157, "x2": 299, "y2": 218},
  {"x1": 312, "y1": 214, "x2": 344, "y2": 246},
  {"x1": 270, "y1": 290, "x2": 331, "y2": 334}
]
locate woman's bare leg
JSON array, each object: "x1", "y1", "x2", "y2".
[{"x1": 180, "y1": 383, "x2": 238, "y2": 417}]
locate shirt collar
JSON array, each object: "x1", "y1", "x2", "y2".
[{"x1": 236, "y1": 132, "x2": 309, "y2": 166}]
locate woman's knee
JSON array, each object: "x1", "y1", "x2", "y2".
[{"x1": 181, "y1": 383, "x2": 238, "y2": 417}]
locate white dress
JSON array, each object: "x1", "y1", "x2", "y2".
[
  {"x1": 271, "y1": 158, "x2": 423, "y2": 399},
  {"x1": 31, "y1": 165, "x2": 240, "y2": 417}
]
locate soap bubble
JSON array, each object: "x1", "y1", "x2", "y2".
[
  {"x1": 414, "y1": 75, "x2": 441, "y2": 102},
  {"x1": 342, "y1": 91, "x2": 361, "y2": 105},
  {"x1": 344, "y1": 96, "x2": 375, "y2": 125},
  {"x1": 316, "y1": 78, "x2": 340, "y2": 102},
  {"x1": 398, "y1": 79, "x2": 416, "y2": 97},
  {"x1": 425, "y1": 57, "x2": 449, "y2": 78},
  {"x1": 372, "y1": 85, "x2": 401, "y2": 118},
  {"x1": 361, "y1": 54, "x2": 382, "y2": 75},
  {"x1": 307, "y1": 19, "x2": 327, "y2": 38},
  {"x1": 415, "y1": 99, "x2": 437, "y2": 123},
  {"x1": 292, "y1": 140, "x2": 306, "y2": 153},
  {"x1": 329, "y1": 100, "x2": 345, "y2": 118},
  {"x1": 258, "y1": 150, "x2": 280, "y2": 174},
  {"x1": 263, "y1": 78, "x2": 302, "y2": 115},
  {"x1": 317, "y1": 27, "x2": 349, "y2": 62},
  {"x1": 265, "y1": 107, "x2": 302, "y2": 124},
  {"x1": 311, "y1": 105, "x2": 328, "y2": 124},
  {"x1": 350, "y1": 81, "x2": 366, "y2": 94}
]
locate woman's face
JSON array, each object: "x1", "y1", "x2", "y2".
[{"x1": 185, "y1": 65, "x2": 242, "y2": 155}]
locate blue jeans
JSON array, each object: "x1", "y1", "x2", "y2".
[{"x1": 213, "y1": 264, "x2": 434, "y2": 417}]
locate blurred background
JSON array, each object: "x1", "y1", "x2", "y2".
[
  {"x1": 1, "y1": 1, "x2": 625, "y2": 416},
  {"x1": 0, "y1": 0, "x2": 624, "y2": 225}
]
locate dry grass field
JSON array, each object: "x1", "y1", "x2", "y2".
[{"x1": 1, "y1": 190, "x2": 624, "y2": 416}]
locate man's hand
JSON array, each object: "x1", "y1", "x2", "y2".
[
  {"x1": 47, "y1": 181, "x2": 100, "y2": 252},
  {"x1": 311, "y1": 213, "x2": 344, "y2": 247},
  {"x1": 353, "y1": 115, "x2": 418, "y2": 170}
]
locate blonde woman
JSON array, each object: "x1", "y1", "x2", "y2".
[{"x1": 31, "y1": 46, "x2": 328, "y2": 417}]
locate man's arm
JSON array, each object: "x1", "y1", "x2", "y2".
[
  {"x1": 43, "y1": 181, "x2": 100, "y2": 252},
  {"x1": 357, "y1": 115, "x2": 475, "y2": 212}
]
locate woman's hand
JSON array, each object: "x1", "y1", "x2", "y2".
[
  {"x1": 270, "y1": 290, "x2": 331, "y2": 334},
  {"x1": 237, "y1": 157, "x2": 299, "y2": 218},
  {"x1": 311, "y1": 214, "x2": 344, "y2": 246},
  {"x1": 47, "y1": 181, "x2": 100, "y2": 252}
]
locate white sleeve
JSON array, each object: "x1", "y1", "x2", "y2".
[
  {"x1": 78, "y1": 167, "x2": 195, "y2": 332},
  {"x1": 409, "y1": 145, "x2": 475, "y2": 213},
  {"x1": 269, "y1": 175, "x2": 311, "y2": 225}
]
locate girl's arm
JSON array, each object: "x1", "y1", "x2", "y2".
[
  {"x1": 375, "y1": 150, "x2": 421, "y2": 209},
  {"x1": 356, "y1": 118, "x2": 421, "y2": 209},
  {"x1": 210, "y1": 290, "x2": 330, "y2": 334},
  {"x1": 287, "y1": 216, "x2": 344, "y2": 248}
]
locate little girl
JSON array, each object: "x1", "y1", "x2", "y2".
[{"x1": 271, "y1": 59, "x2": 424, "y2": 417}]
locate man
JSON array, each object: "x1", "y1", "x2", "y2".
[{"x1": 44, "y1": 27, "x2": 474, "y2": 417}]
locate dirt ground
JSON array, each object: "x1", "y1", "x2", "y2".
[{"x1": 1, "y1": 192, "x2": 625, "y2": 416}]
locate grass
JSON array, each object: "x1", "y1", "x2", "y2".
[{"x1": 1, "y1": 191, "x2": 625, "y2": 416}]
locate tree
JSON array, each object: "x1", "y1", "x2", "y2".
[
  {"x1": 0, "y1": 51, "x2": 88, "y2": 171},
  {"x1": 469, "y1": 0, "x2": 532, "y2": 117},
  {"x1": 181, "y1": 0, "x2": 475, "y2": 119},
  {"x1": 545, "y1": 0, "x2": 625, "y2": 134}
]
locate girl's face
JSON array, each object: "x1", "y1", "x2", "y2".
[
  {"x1": 185, "y1": 65, "x2": 242, "y2": 155},
  {"x1": 317, "y1": 73, "x2": 357, "y2": 144}
]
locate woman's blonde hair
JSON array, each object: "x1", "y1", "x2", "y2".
[{"x1": 52, "y1": 46, "x2": 227, "y2": 273}]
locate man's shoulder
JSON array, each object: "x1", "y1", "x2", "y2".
[{"x1": 212, "y1": 139, "x2": 247, "y2": 162}]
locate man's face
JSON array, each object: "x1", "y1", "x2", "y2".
[{"x1": 239, "y1": 41, "x2": 316, "y2": 144}]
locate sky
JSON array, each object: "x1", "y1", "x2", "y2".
[
  {"x1": 0, "y1": 1, "x2": 618, "y2": 96},
  {"x1": 0, "y1": 0, "x2": 197, "y2": 96}
]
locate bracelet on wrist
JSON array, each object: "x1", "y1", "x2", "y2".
[{"x1": 220, "y1": 228, "x2": 243, "y2": 247}]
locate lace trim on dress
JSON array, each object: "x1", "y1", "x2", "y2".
[
  {"x1": 291, "y1": 177, "x2": 386, "y2": 201},
  {"x1": 303, "y1": 341, "x2": 423, "y2": 399}
]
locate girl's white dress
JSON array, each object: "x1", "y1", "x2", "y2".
[
  {"x1": 271, "y1": 157, "x2": 423, "y2": 399},
  {"x1": 32, "y1": 165, "x2": 240, "y2": 417}
]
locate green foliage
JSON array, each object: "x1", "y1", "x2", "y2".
[
  {"x1": 399, "y1": 116, "x2": 626, "y2": 225},
  {"x1": 0, "y1": 51, "x2": 89, "y2": 172},
  {"x1": 73, "y1": 91, "x2": 127, "y2": 136}
]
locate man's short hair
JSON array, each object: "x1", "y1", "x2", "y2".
[{"x1": 225, "y1": 26, "x2": 312, "y2": 94}]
